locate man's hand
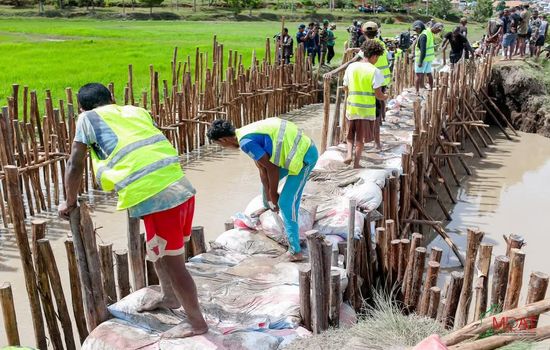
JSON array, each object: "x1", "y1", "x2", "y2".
[
  {"x1": 269, "y1": 192, "x2": 280, "y2": 213},
  {"x1": 58, "y1": 201, "x2": 77, "y2": 221},
  {"x1": 418, "y1": 62, "x2": 423, "y2": 68}
]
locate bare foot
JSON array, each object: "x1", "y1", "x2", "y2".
[
  {"x1": 137, "y1": 291, "x2": 180, "y2": 312},
  {"x1": 353, "y1": 163, "x2": 364, "y2": 169},
  {"x1": 162, "y1": 321, "x2": 208, "y2": 339},
  {"x1": 343, "y1": 157, "x2": 352, "y2": 165},
  {"x1": 375, "y1": 143, "x2": 382, "y2": 150},
  {"x1": 289, "y1": 252, "x2": 304, "y2": 262}
]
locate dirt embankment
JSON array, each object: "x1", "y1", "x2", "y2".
[{"x1": 489, "y1": 60, "x2": 550, "y2": 138}]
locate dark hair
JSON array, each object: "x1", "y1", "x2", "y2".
[
  {"x1": 361, "y1": 39, "x2": 385, "y2": 58},
  {"x1": 207, "y1": 119, "x2": 236, "y2": 140},
  {"x1": 283, "y1": 27, "x2": 288, "y2": 33},
  {"x1": 77, "y1": 83, "x2": 112, "y2": 111}
]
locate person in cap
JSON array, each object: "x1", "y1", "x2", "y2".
[
  {"x1": 59, "y1": 83, "x2": 208, "y2": 339},
  {"x1": 296, "y1": 24, "x2": 307, "y2": 52},
  {"x1": 206, "y1": 119, "x2": 318, "y2": 262},
  {"x1": 342, "y1": 40, "x2": 388, "y2": 168},
  {"x1": 413, "y1": 21, "x2": 442, "y2": 94}
]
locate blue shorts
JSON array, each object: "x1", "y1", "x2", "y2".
[
  {"x1": 415, "y1": 60, "x2": 432, "y2": 74},
  {"x1": 502, "y1": 33, "x2": 517, "y2": 48}
]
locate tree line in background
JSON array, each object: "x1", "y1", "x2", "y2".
[{"x1": 1, "y1": 0, "x2": 494, "y2": 20}]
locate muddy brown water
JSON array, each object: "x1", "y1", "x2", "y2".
[{"x1": 2, "y1": 106, "x2": 550, "y2": 346}]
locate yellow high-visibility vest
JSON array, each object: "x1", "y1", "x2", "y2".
[
  {"x1": 236, "y1": 118, "x2": 312, "y2": 175},
  {"x1": 415, "y1": 29, "x2": 435, "y2": 63},
  {"x1": 346, "y1": 62, "x2": 377, "y2": 119},
  {"x1": 88, "y1": 104, "x2": 184, "y2": 210},
  {"x1": 375, "y1": 38, "x2": 392, "y2": 86}
]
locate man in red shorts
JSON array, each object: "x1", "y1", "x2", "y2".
[{"x1": 59, "y1": 83, "x2": 208, "y2": 339}]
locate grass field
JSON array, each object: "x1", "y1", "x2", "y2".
[{"x1": 0, "y1": 18, "x2": 486, "y2": 104}]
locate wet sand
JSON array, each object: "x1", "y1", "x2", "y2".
[{"x1": 0, "y1": 105, "x2": 324, "y2": 346}]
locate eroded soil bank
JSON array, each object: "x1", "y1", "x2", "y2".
[{"x1": 489, "y1": 60, "x2": 550, "y2": 137}]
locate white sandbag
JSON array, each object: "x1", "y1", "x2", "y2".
[
  {"x1": 213, "y1": 229, "x2": 286, "y2": 256},
  {"x1": 313, "y1": 198, "x2": 365, "y2": 239},
  {"x1": 342, "y1": 182, "x2": 383, "y2": 211},
  {"x1": 258, "y1": 207, "x2": 316, "y2": 246},
  {"x1": 232, "y1": 212, "x2": 260, "y2": 230},
  {"x1": 314, "y1": 147, "x2": 346, "y2": 171},
  {"x1": 355, "y1": 169, "x2": 387, "y2": 188},
  {"x1": 244, "y1": 195, "x2": 265, "y2": 216}
]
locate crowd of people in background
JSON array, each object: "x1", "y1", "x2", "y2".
[{"x1": 277, "y1": 20, "x2": 337, "y2": 66}]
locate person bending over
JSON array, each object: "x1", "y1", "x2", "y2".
[
  {"x1": 59, "y1": 83, "x2": 208, "y2": 339},
  {"x1": 207, "y1": 118, "x2": 318, "y2": 262}
]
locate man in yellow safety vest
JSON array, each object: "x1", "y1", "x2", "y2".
[
  {"x1": 343, "y1": 39, "x2": 389, "y2": 168},
  {"x1": 413, "y1": 21, "x2": 443, "y2": 94},
  {"x1": 59, "y1": 83, "x2": 208, "y2": 339},
  {"x1": 207, "y1": 118, "x2": 318, "y2": 261}
]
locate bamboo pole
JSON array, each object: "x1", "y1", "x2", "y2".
[
  {"x1": 455, "y1": 228, "x2": 484, "y2": 328},
  {"x1": 37, "y1": 239, "x2": 76, "y2": 350},
  {"x1": 299, "y1": 267, "x2": 312, "y2": 332},
  {"x1": 306, "y1": 230, "x2": 332, "y2": 334},
  {"x1": 0, "y1": 283, "x2": 20, "y2": 346},
  {"x1": 4, "y1": 166, "x2": 46, "y2": 349},
  {"x1": 115, "y1": 249, "x2": 131, "y2": 300}
]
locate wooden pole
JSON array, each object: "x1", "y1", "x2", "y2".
[
  {"x1": 190, "y1": 226, "x2": 207, "y2": 256},
  {"x1": 407, "y1": 247, "x2": 427, "y2": 312},
  {"x1": 447, "y1": 324, "x2": 550, "y2": 350},
  {"x1": 321, "y1": 76, "x2": 330, "y2": 153},
  {"x1": 0, "y1": 283, "x2": 20, "y2": 346},
  {"x1": 69, "y1": 203, "x2": 110, "y2": 331},
  {"x1": 346, "y1": 200, "x2": 359, "y2": 309},
  {"x1": 64, "y1": 239, "x2": 88, "y2": 343},
  {"x1": 4, "y1": 166, "x2": 46, "y2": 349},
  {"x1": 403, "y1": 233, "x2": 422, "y2": 299},
  {"x1": 441, "y1": 271, "x2": 464, "y2": 329},
  {"x1": 115, "y1": 249, "x2": 131, "y2": 300},
  {"x1": 503, "y1": 249, "x2": 525, "y2": 311},
  {"x1": 525, "y1": 271, "x2": 549, "y2": 327},
  {"x1": 306, "y1": 230, "x2": 332, "y2": 334},
  {"x1": 504, "y1": 234, "x2": 524, "y2": 257},
  {"x1": 419, "y1": 261, "x2": 440, "y2": 316},
  {"x1": 442, "y1": 298, "x2": 550, "y2": 346},
  {"x1": 430, "y1": 247, "x2": 443, "y2": 263},
  {"x1": 146, "y1": 258, "x2": 160, "y2": 286},
  {"x1": 299, "y1": 267, "x2": 312, "y2": 332},
  {"x1": 98, "y1": 243, "x2": 117, "y2": 305},
  {"x1": 490, "y1": 255, "x2": 510, "y2": 312},
  {"x1": 127, "y1": 213, "x2": 146, "y2": 290},
  {"x1": 397, "y1": 239, "x2": 410, "y2": 284},
  {"x1": 455, "y1": 228, "x2": 484, "y2": 328},
  {"x1": 427, "y1": 286, "x2": 441, "y2": 320},
  {"x1": 473, "y1": 243, "x2": 493, "y2": 321},
  {"x1": 37, "y1": 239, "x2": 76, "y2": 350},
  {"x1": 329, "y1": 270, "x2": 341, "y2": 327}
]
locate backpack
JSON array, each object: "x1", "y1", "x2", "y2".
[{"x1": 399, "y1": 31, "x2": 412, "y2": 50}]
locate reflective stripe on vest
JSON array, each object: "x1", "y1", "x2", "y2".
[
  {"x1": 235, "y1": 117, "x2": 312, "y2": 176},
  {"x1": 88, "y1": 105, "x2": 184, "y2": 210},
  {"x1": 345, "y1": 62, "x2": 377, "y2": 119},
  {"x1": 415, "y1": 29, "x2": 435, "y2": 63},
  {"x1": 375, "y1": 38, "x2": 392, "y2": 86}
]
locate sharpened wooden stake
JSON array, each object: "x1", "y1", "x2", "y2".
[
  {"x1": 127, "y1": 214, "x2": 145, "y2": 290},
  {"x1": 473, "y1": 243, "x2": 493, "y2": 321},
  {"x1": 490, "y1": 255, "x2": 510, "y2": 312}
]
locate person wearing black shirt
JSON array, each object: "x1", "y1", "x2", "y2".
[{"x1": 442, "y1": 26, "x2": 475, "y2": 65}]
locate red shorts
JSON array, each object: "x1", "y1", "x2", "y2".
[{"x1": 143, "y1": 196, "x2": 195, "y2": 262}]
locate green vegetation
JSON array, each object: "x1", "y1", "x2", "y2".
[
  {"x1": 0, "y1": 17, "x2": 486, "y2": 105},
  {"x1": 473, "y1": 0, "x2": 493, "y2": 21}
]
